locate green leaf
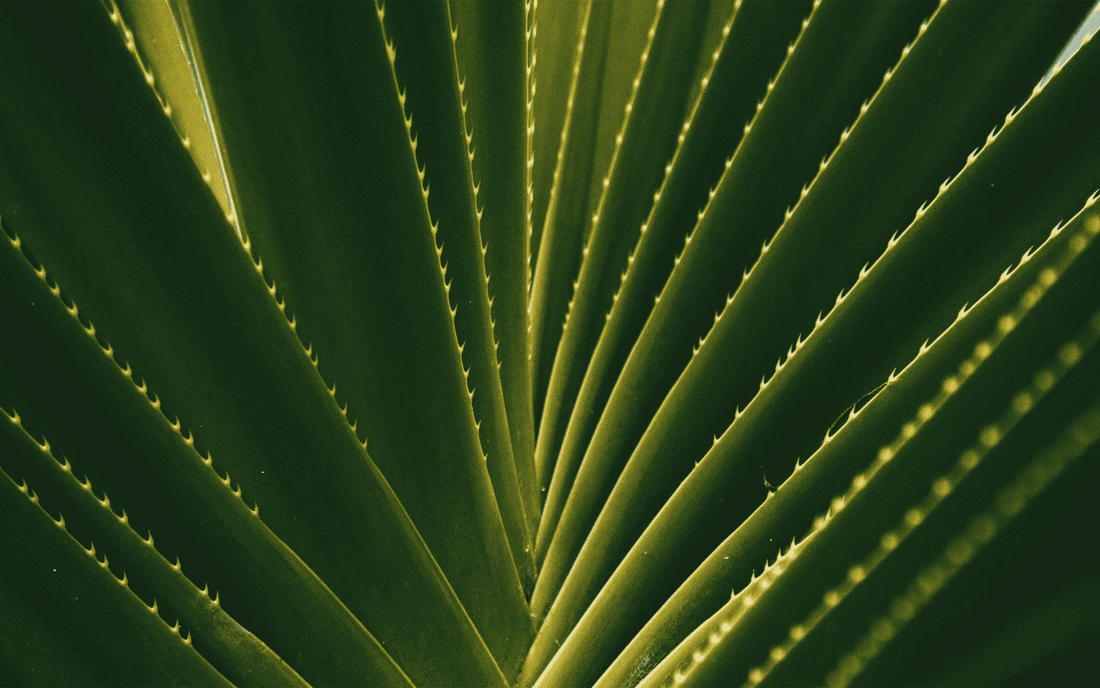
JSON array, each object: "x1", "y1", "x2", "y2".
[
  {"x1": 0, "y1": 3, "x2": 511, "y2": 684},
  {"x1": 1, "y1": 0, "x2": 1098, "y2": 685},
  {"x1": 0, "y1": 233, "x2": 423, "y2": 687},
  {"x1": 450, "y1": 0, "x2": 541, "y2": 544},
  {"x1": 526, "y1": 3, "x2": 1095, "y2": 673},
  {"x1": 170, "y1": 0, "x2": 535, "y2": 677},
  {"x1": 381, "y1": 0, "x2": 537, "y2": 594}
]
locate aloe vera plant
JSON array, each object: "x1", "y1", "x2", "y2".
[{"x1": 1, "y1": 0, "x2": 1098, "y2": 685}]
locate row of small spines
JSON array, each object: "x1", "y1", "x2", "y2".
[
  {"x1": 750, "y1": 301, "x2": 1100, "y2": 688},
  {"x1": 824, "y1": 374, "x2": 1100, "y2": 688},
  {"x1": 698, "y1": 197, "x2": 1097, "y2": 500},
  {"x1": 2, "y1": 411, "x2": 227, "y2": 648},
  {"x1": 698, "y1": 180, "x2": 1100, "y2": 461},
  {"x1": 2, "y1": 229, "x2": 260, "y2": 519},
  {"x1": 374, "y1": 0, "x2": 493, "y2": 454},
  {"x1": 738, "y1": 218, "x2": 1100, "y2": 687},
  {"x1": 654, "y1": 527, "x2": 816, "y2": 688},
  {"x1": 656, "y1": 207, "x2": 1100, "y2": 688},
  {"x1": 444, "y1": 1, "x2": 513, "y2": 383}
]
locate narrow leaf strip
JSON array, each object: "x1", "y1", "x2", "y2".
[
  {"x1": 577, "y1": 0, "x2": 662, "y2": 246},
  {"x1": 451, "y1": 0, "x2": 541, "y2": 538},
  {"x1": 528, "y1": 0, "x2": 588, "y2": 273},
  {"x1": 528, "y1": 0, "x2": 614, "y2": 438}
]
